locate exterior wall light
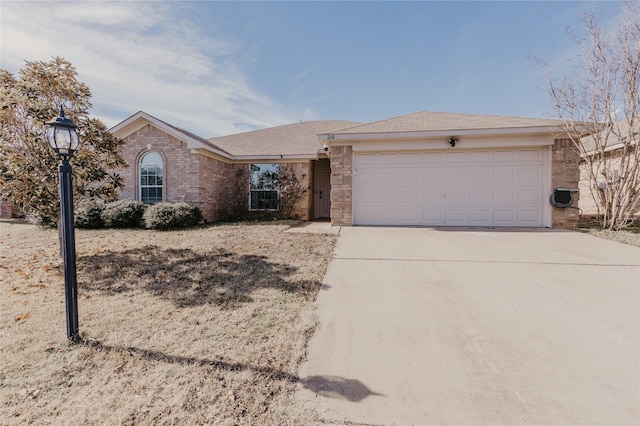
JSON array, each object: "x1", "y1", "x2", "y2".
[{"x1": 448, "y1": 137, "x2": 460, "y2": 147}]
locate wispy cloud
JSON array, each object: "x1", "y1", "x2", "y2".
[
  {"x1": 295, "y1": 67, "x2": 314, "y2": 81},
  {"x1": 1, "y1": 1, "x2": 297, "y2": 137}
]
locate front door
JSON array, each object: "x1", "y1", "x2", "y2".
[
  {"x1": 314, "y1": 159, "x2": 331, "y2": 219},
  {"x1": 317, "y1": 170, "x2": 331, "y2": 218}
]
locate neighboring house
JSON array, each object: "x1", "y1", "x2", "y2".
[
  {"x1": 0, "y1": 200, "x2": 20, "y2": 218},
  {"x1": 578, "y1": 119, "x2": 640, "y2": 216},
  {"x1": 110, "y1": 110, "x2": 581, "y2": 228}
]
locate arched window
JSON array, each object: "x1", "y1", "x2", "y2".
[{"x1": 139, "y1": 151, "x2": 163, "y2": 204}]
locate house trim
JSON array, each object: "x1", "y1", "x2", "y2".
[{"x1": 319, "y1": 126, "x2": 563, "y2": 142}]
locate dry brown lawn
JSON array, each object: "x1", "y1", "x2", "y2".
[
  {"x1": 0, "y1": 220, "x2": 336, "y2": 425},
  {"x1": 577, "y1": 217, "x2": 640, "y2": 247}
]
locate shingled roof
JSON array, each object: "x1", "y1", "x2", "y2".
[
  {"x1": 209, "y1": 120, "x2": 360, "y2": 157},
  {"x1": 320, "y1": 111, "x2": 564, "y2": 137}
]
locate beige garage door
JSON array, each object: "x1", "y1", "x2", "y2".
[{"x1": 353, "y1": 148, "x2": 547, "y2": 226}]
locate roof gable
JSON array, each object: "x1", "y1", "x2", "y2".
[{"x1": 110, "y1": 111, "x2": 231, "y2": 157}]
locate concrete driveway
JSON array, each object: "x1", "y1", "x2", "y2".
[{"x1": 297, "y1": 227, "x2": 640, "y2": 425}]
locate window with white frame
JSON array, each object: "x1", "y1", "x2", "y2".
[
  {"x1": 250, "y1": 163, "x2": 279, "y2": 210},
  {"x1": 139, "y1": 151, "x2": 163, "y2": 204}
]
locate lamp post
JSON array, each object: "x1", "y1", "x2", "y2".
[{"x1": 45, "y1": 105, "x2": 80, "y2": 341}]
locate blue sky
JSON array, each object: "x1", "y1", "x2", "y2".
[{"x1": 1, "y1": 1, "x2": 622, "y2": 138}]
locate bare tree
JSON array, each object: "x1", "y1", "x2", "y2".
[
  {"x1": 548, "y1": 0, "x2": 639, "y2": 230},
  {"x1": 222, "y1": 166, "x2": 250, "y2": 220},
  {"x1": 277, "y1": 164, "x2": 307, "y2": 219}
]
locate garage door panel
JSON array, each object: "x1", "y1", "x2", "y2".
[
  {"x1": 422, "y1": 170, "x2": 443, "y2": 184},
  {"x1": 354, "y1": 148, "x2": 546, "y2": 227},
  {"x1": 399, "y1": 209, "x2": 420, "y2": 223},
  {"x1": 397, "y1": 154, "x2": 421, "y2": 165},
  {"x1": 494, "y1": 210, "x2": 515, "y2": 223},
  {"x1": 445, "y1": 171, "x2": 466, "y2": 185},
  {"x1": 423, "y1": 210, "x2": 443, "y2": 222},
  {"x1": 518, "y1": 190, "x2": 542, "y2": 204},
  {"x1": 494, "y1": 169, "x2": 515, "y2": 184},
  {"x1": 518, "y1": 210, "x2": 542, "y2": 223},
  {"x1": 468, "y1": 151, "x2": 492, "y2": 163},
  {"x1": 469, "y1": 190, "x2": 492, "y2": 204},
  {"x1": 445, "y1": 190, "x2": 466, "y2": 204},
  {"x1": 423, "y1": 189, "x2": 442, "y2": 204},
  {"x1": 398, "y1": 170, "x2": 421, "y2": 184},
  {"x1": 445, "y1": 210, "x2": 466, "y2": 222},
  {"x1": 494, "y1": 190, "x2": 515, "y2": 203},
  {"x1": 494, "y1": 150, "x2": 516, "y2": 162},
  {"x1": 518, "y1": 149, "x2": 544, "y2": 162},
  {"x1": 356, "y1": 189, "x2": 393, "y2": 204},
  {"x1": 356, "y1": 169, "x2": 380, "y2": 183},
  {"x1": 399, "y1": 189, "x2": 422, "y2": 205},
  {"x1": 469, "y1": 210, "x2": 491, "y2": 222},
  {"x1": 376, "y1": 170, "x2": 397, "y2": 184},
  {"x1": 518, "y1": 168, "x2": 542, "y2": 185},
  {"x1": 469, "y1": 169, "x2": 493, "y2": 185},
  {"x1": 357, "y1": 208, "x2": 397, "y2": 223}
]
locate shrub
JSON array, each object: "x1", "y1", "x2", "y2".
[
  {"x1": 101, "y1": 200, "x2": 146, "y2": 228},
  {"x1": 222, "y1": 167, "x2": 250, "y2": 220},
  {"x1": 144, "y1": 202, "x2": 203, "y2": 230},
  {"x1": 75, "y1": 203, "x2": 105, "y2": 228},
  {"x1": 26, "y1": 214, "x2": 56, "y2": 228}
]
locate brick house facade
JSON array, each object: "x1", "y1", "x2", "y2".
[
  {"x1": 118, "y1": 123, "x2": 236, "y2": 220},
  {"x1": 111, "y1": 111, "x2": 583, "y2": 228},
  {"x1": 111, "y1": 112, "x2": 354, "y2": 222}
]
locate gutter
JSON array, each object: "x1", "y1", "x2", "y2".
[{"x1": 318, "y1": 126, "x2": 565, "y2": 142}]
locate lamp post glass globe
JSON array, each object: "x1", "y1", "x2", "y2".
[{"x1": 45, "y1": 106, "x2": 79, "y2": 158}]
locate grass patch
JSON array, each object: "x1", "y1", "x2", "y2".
[
  {"x1": 0, "y1": 221, "x2": 336, "y2": 424},
  {"x1": 577, "y1": 217, "x2": 640, "y2": 247}
]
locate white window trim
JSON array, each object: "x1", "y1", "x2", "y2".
[
  {"x1": 139, "y1": 151, "x2": 164, "y2": 204},
  {"x1": 249, "y1": 163, "x2": 280, "y2": 211}
]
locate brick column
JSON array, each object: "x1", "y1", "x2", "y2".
[
  {"x1": 551, "y1": 138, "x2": 580, "y2": 228},
  {"x1": 330, "y1": 146, "x2": 353, "y2": 226}
]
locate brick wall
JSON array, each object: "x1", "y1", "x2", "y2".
[
  {"x1": 551, "y1": 138, "x2": 581, "y2": 228},
  {"x1": 118, "y1": 124, "x2": 234, "y2": 222},
  {"x1": 329, "y1": 146, "x2": 353, "y2": 226},
  {"x1": 118, "y1": 125, "x2": 313, "y2": 222},
  {"x1": 0, "y1": 201, "x2": 20, "y2": 218},
  {"x1": 280, "y1": 162, "x2": 312, "y2": 220},
  {"x1": 195, "y1": 154, "x2": 235, "y2": 221}
]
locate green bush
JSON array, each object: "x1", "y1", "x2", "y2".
[
  {"x1": 75, "y1": 203, "x2": 105, "y2": 228},
  {"x1": 101, "y1": 200, "x2": 146, "y2": 228},
  {"x1": 144, "y1": 202, "x2": 203, "y2": 230}
]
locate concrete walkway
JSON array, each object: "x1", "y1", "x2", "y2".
[
  {"x1": 285, "y1": 221, "x2": 341, "y2": 235},
  {"x1": 297, "y1": 227, "x2": 640, "y2": 425}
]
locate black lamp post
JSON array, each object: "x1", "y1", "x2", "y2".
[{"x1": 45, "y1": 105, "x2": 80, "y2": 341}]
